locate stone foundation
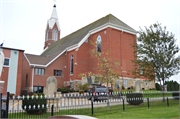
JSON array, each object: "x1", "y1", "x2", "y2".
[
  {"x1": 114, "y1": 77, "x2": 155, "y2": 90},
  {"x1": 65, "y1": 77, "x2": 155, "y2": 91}
]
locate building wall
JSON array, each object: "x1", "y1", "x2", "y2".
[
  {"x1": 0, "y1": 48, "x2": 24, "y2": 96},
  {"x1": 33, "y1": 53, "x2": 65, "y2": 88},
  {"x1": 24, "y1": 26, "x2": 155, "y2": 92},
  {"x1": 72, "y1": 27, "x2": 154, "y2": 89},
  {"x1": 22, "y1": 52, "x2": 66, "y2": 94},
  {"x1": 15, "y1": 51, "x2": 23, "y2": 95},
  {"x1": 75, "y1": 27, "x2": 139, "y2": 78},
  {"x1": 22, "y1": 56, "x2": 32, "y2": 90}
]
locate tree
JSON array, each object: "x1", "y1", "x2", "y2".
[
  {"x1": 79, "y1": 40, "x2": 121, "y2": 109},
  {"x1": 165, "y1": 80, "x2": 179, "y2": 91},
  {"x1": 130, "y1": 22, "x2": 180, "y2": 101}
]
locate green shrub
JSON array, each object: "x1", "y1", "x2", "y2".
[
  {"x1": 57, "y1": 88, "x2": 74, "y2": 93},
  {"x1": 79, "y1": 90, "x2": 84, "y2": 94},
  {"x1": 156, "y1": 83, "x2": 161, "y2": 90},
  {"x1": 172, "y1": 92, "x2": 179, "y2": 99},
  {"x1": 33, "y1": 93, "x2": 37, "y2": 97},
  {"x1": 36, "y1": 93, "x2": 44, "y2": 97},
  {"x1": 22, "y1": 95, "x2": 47, "y2": 114},
  {"x1": 126, "y1": 93, "x2": 143, "y2": 105},
  {"x1": 122, "y1": 85, "x2": 125, "y2": 90},
  {"x1": 79, "y1": 83, "x2": 89, "y2": 91}
]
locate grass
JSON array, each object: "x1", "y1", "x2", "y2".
[
  {"x1": 8, "y1": 99, "x2": 179, "y2": 118},
  {"x1": 92, "y1": 104, "x2": 179, "y2": 118},
  {"x1": 113, "y1": 90, "x2": 173, "y2": 98}
]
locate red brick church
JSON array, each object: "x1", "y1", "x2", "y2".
[{"x1": 22, "y1": 4, "x2": 155, "y2": 93}]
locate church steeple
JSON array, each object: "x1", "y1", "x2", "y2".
[{"x1": 44, "y1": 4, "x2": 60, "y2": 49}]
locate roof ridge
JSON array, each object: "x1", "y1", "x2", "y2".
[
  {"x1": 59, "y1": 15, "x2": 108, "y2": 40},
  {"x1": 26, "y1": 53, "x2": 47, "y2": 57},
  {"x1": 41, "y1": 13, "x2": 136, "y2": 57},
  {"x1": 43, "y1": 14, "x2": 109, "y2": 53}
]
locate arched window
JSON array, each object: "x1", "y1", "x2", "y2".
[
  {"x1": 46, "y1": 30, "x2": 49, "y2": 41},
  {"x1": 70, "y1": 55, "x2": 73, "y2": 75},
  {"x1": 96, "y1": 35, "x2": 101, "y2": 52},
  {"x1": 53, "y1": 29, "x2": 58, "y2": 41}
]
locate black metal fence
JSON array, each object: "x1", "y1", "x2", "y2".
[{"x1": 0, "y1": 91, "x2": 179, "y2": 118}]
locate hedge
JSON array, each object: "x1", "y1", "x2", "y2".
[
  {"x1": 22, "y1": 95, "x2": 47, "y2": 114},
  {"x1": 126, "y1": 93, "x2": 143, "y2": 105}
]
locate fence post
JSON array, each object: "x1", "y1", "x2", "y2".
[
  {"x1": 6, "y1": 92, "x2": 9, "y2": 118},
  {"x1": 167, "y1": 97, "x2": 169, "y2": 107},
  {"x1": 147, "y1": 98, "x2": 149, "y2": 109},
  {"x1": 51, "y1": 105, "x2": 54, "y2": 116},
  {"x1": 91, "y1": 95, "x2": 94, "y2": 117},
  {"x1": 123, "y1": 99, "x2": 125, "y2": 112}
]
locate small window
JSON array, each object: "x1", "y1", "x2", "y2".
[
  {"x1": 3, "y1": 58, "x2": 10, "y2": 66},
  {"x1": 46, "y1": 30, "x2": 49, "y2": 41},
  {"x1": 124, "y1": 79, "x2": 127, "y2": 88},
  {"x1": 145, "y1": 82, "x2": 148, "y2": 87},
  {"x1": 35, "y1": 68, "x2": 45, "y2": 75},
  {"x1": 53, "y1": 29, "x2": 58, "y2": 41},
  {"x1": 34, "y1": 86, "x2": 44, "y2": 93},
  {"x1": 96, "y1": 35, "x2": 101, "y2": 53},
  {"x1": 54, "y1": 70, "x2": 62, "y2": 76}
]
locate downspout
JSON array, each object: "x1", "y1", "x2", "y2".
[
  {"x1": 31, "y1": 65, "x2": 35, "y2": 92},
  {"x1": 66, "y1": 50, "x2": 68, "y2": 87}
]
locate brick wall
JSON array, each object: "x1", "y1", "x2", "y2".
[
  {"x1": 15, "y1": 51, "x2": 24, "y2": 96},
  {"x1": 44, "y1": 23, "x2": 60, "y2": 49}
]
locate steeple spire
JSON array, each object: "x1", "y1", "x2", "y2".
[
  {"x1": 50, "y1": 4, "x2": 58, "y2": 20},
  {"x1": 44, "y1": 4, "x2": 61, "y2": 49}
]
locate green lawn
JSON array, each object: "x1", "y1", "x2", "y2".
[
  {"x1": 113, "y1": 90, "x2": 173, "y2": 98},
  {"x1": 8, "y1": 99, "x2": 179, "y2": 118},
  {"x1": 92, "y1": 104, "x2": 179, "y2": 118}
]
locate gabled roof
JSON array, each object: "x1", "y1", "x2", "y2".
[
  {"x1": 41, "y1": 14, "x2": 136, "y2": 57},
  {"x1": 25, "y1": 50, "x2": 63, "y2": 67},
  {"x1": 27, "y1": 14, "x2": 137, "y2": 67}
]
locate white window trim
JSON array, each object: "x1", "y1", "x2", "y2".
[
  {"x1": 145, "y1": 82, "x2": 148, "y2": 87},
  {"x1": 3, "y1": 58, "x2": 10, "y2": 67},
  {"x1": 35, "y1": 68, "x2": 45, "y2": 75},
  {"x1": 124, "y1": 79, "x2": 127, "y2": 88}
]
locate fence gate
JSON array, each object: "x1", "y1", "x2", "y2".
[{"x1": 0, "y1": 92, "x2": 9, "y2": 118}]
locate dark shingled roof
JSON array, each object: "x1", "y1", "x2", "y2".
[
  {"x1": 41, "y1": 14, "x2": 136, "y2": 57},
  {"x1": 25, "y1": 50, "x2": 63, "y2": 66},
  {"x1": 26, "y1": 14, "x2": 136, "y2": 66}
]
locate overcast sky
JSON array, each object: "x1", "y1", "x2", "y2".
[{"x1": 0, "y1": 0, "x2": 179, "y2": 83}]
